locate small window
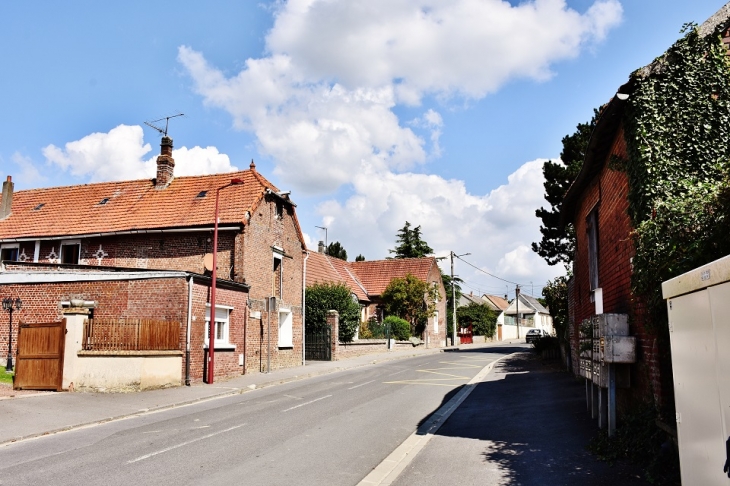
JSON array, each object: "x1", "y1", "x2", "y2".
[
  {"x1": 586, "y1": 209, "x2": 599, "y2": 290},
  {"x1": 205, "y1": 305, "x2": 232, "y2": 347},
  {"x1": 273, "y1": 253, "x2": 283, "y2": 298},
  {"x1": 0, "y1": 244, "x2": 19, "y2": 262},
  {"x1": 60, "y1": 241, "x2": 81, "y2": 265},
  {"x1": 278, "y1": 308, "x2": 293, "y2": 348},
  {"x1": 98, "y1": 198, "x2": 110, "y2": 205},
  {"x1": 275, "y1": 201, "x2": 283, "y2": 220},
  {"x1": 33, "y1": 203, "x2": 45, "y2": 211},
  {"x1": 196, "y1": 191, "x2": 207, "y2": 198},
  {"x1": 433, "y1": 310, "x2": 439, "y2": 334}
]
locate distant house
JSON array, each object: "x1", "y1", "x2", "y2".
[
  {"x1": 482, "y1": 294, "x2": 510, "y2": 314},
  {"x1": 457, "y1": 292, "x2": 484, "y2": 307},
  {"x1": 499, "y1": 293, "x2": 553, "y2": 334},
  {"x1": 305, "y1": 250, "x2": 447, "y2": 347},
  {"x1": 0, "y1": 136, "x2": 306, "y2": 388}
]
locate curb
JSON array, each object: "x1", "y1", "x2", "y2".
[{"x1": 358, "y1": 351, "x2": 517, "y2": 486}]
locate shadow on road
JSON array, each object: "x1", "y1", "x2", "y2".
[{"x1": 414, "y1": 351, "x2": 650, "y2": 485}]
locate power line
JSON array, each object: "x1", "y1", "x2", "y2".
[{"x1": 453, "y1": 254, "x2": 520, "y2": 286}]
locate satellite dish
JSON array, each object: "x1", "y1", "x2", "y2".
[{"x1": 203, "y1": 253, "x2": 214, "y2": 271}]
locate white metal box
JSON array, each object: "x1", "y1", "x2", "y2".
[{"x1": 662, "y1": 253, "x2": 730, "y2": 486}]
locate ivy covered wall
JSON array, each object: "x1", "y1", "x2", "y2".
[{"x1": 624, "y1": 22, "x2": 730, "y2": 327}]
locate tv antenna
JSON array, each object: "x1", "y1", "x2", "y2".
[{"x1": 144, "y1": 113, "x2": 184, "y2": 137}]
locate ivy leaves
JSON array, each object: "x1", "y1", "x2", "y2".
[{"x1": 623, "y1": 22, "x2": 730, "y2": 327}]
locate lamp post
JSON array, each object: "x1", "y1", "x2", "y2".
[
  {"x1": 207, "y1": 178, "x2": 244, "y2": 384},
  {"x1": 2, "y1": 297, "x2": 21, "y2": 372},
  {"x1": 450, "y1": 251, "x2": 470, "y2": 347}
]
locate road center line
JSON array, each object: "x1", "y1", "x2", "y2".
[
  {"x1": 128, "y1": 423, "x2": 246, "y2": 464},
  {"x1": 348, "y1": 380, "x2": 375, "y2": 390},
  {"x1": 282, "y1": 394, "x2": 332, "y2": 412}
]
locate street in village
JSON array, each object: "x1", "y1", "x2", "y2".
[{"x1": 0, "y1": 343, "x2": 647, "y2": 485}]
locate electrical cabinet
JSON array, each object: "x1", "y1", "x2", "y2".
[{"x1": 662, "y1": 254, "x2": 730, "y2": 486}]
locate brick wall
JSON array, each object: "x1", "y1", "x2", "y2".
[
  {"x1": 16, "y1": 232, "x2": 236, "y2": 277},
  {"x1": 0, "y1": 277, "x2": 188, "y2": 382},
  {"x1": 241, "y1": 195, "x2": 304, "y2": 372},
  {"x1": 188, "y1": 281, "x2": 249, "y2": 383},
  {"x1": 0, "y1": 276, "x2": 257, "y2": 384},
  {"x1": 569, "y1": 125, "x2": 672, "y2": 416}
]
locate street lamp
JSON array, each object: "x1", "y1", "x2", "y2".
[
  {"x1": 450, "y1": 251, "x2": 470, "y2": 347},
  {"x1": 2, "y1": 297, "x2": 21, "y2": 372},
  {"x1": 207, "y1": 178, "x2": 244, "y2": 384}
]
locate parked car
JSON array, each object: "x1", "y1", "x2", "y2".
[{"x1": 525, "y1": 329, "x2": 548, "y2": 344}]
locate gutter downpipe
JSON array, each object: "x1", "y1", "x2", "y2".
[
  {"x1": 185, "y1": 275, "x2": 193, "y2": 386},
  {"x1": 302, "y1": 250, "x2": 309, "y2": 366}
]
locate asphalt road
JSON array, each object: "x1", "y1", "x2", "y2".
[{"x1": 0, "y1": 345, "x2": 522, "y2": 485}]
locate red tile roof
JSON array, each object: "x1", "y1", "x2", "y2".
[
  {"x1": 350, "y1": 257, "x2": 438, "y2": 296},
  {"x1": 306, "y1": 252, "x2": 369, "y2": 302},
  {"x1": 0, "y1": 168, "x2": 305, "y2": 246},
  {"x1": 483, "y1": 294, "x2": 510, "y2": 311}
]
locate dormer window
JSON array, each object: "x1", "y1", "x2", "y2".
[
  {"x1": 98, "y1": 198, "x2": 110, "y2": 205},
  {"x1": 196, "y1": 191, "x2": 208, "y2": 198}
]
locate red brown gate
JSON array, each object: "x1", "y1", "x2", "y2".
[
  {"x1": 14, "y1": 320, "x2": 66, "y2": 391},
  {"x1": 458, "y1": 323, "x2": 473, "y2": 345}
]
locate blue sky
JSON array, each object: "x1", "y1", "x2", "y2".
[{"x1": 0, "y1": 0, "x2": 725, "y2": 298}]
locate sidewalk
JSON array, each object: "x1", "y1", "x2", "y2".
[
  {"x1": 391, "y1": 351, "x2": 650, "y2": 486},
  {"x1": 0, "y1": 342, "x2": 480, "y2": 446}
]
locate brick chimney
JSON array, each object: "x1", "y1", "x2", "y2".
[
  {"x1": 318, "y1": 241, "x2": 325, "y2": 254},
  {"x1": 155, "y1": 136, "x2": 175, "y2": 188},
  {"x1": 1, "y1": 176, "x2": 13, "y2": 220}
]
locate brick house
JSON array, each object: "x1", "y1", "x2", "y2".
[
  {"x1": 561, "y1": 7, "x2": 730, "y2": 417},
  {"x1": 0, "y1": 136, "x2": 306, "y2": 386},
  {"x1": 305, "y1": 251, "x2": 447, "y2": 347}
]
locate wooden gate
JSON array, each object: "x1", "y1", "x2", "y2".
[{"x1": 14, "y1": 320, "x2": 66, "y2": 391}]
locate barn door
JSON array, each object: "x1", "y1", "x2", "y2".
[{"x1": 14, "y1": 319, "x2": 66, "y2": 391}]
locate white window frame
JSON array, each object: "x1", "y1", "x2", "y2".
[
  {"x1": 0, "y1": 243, "x2": 19, "y2": 262},
  {"x1": 278, "y1": 307, "x2": 293, "y2": 348},
  {"x1": 205, "y1": 304, "x2": 235, "y2": 350},
  {"x1": 60, "y1": 239, "x2": 81, "y2": 265},
  {"x1": 434, "y1": 310, "x2": 439, "y2": 334}
]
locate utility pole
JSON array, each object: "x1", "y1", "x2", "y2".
[
  {"x1": 450, "y1": 251, "x2": 470, "y2": 347},
  {"x1": 451, "y1": 251, "x2": 456, "y2": 347},
  {"x1": 515, "y1": 285, "x2": 520, "y2": 339}
]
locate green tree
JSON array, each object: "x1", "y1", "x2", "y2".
[
  {"x1": 355, "y1": 254, "x2": 365, "y2": 261},
  {"x1": 383, "y1": 316, "x2": 410, "y2": 340},
  {"x1": 542, "y1": 274, "x2": 569, "y2": 343},
  {"x1": 381, "y1": 273, "x2": 439, "y2": 336},
  {"x1": 456, "y1": 302, "x2": 496, "y2": 337},
  {"x1": 389, "y1": 221, "x2": 433, "y2": 258},
  {"x1": 532, "y1": 110, "x2": 599, "y2": 266},
  {"x1": 327, "y1": 241, "x2": 347, "y2": 261},
  {"x1": 305, "y1": 283, "x2": 360, "y2": 342}
]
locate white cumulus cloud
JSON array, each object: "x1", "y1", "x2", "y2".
[
  {"x1": 42, "y1": 124, "x2": 238, "y2": 182},
  {"x1": 178, "y1": 0, "x2": 622, "y2": 195},
  {"x1": 316, "y1": 159, "x2": 564, "y2": 288}
]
